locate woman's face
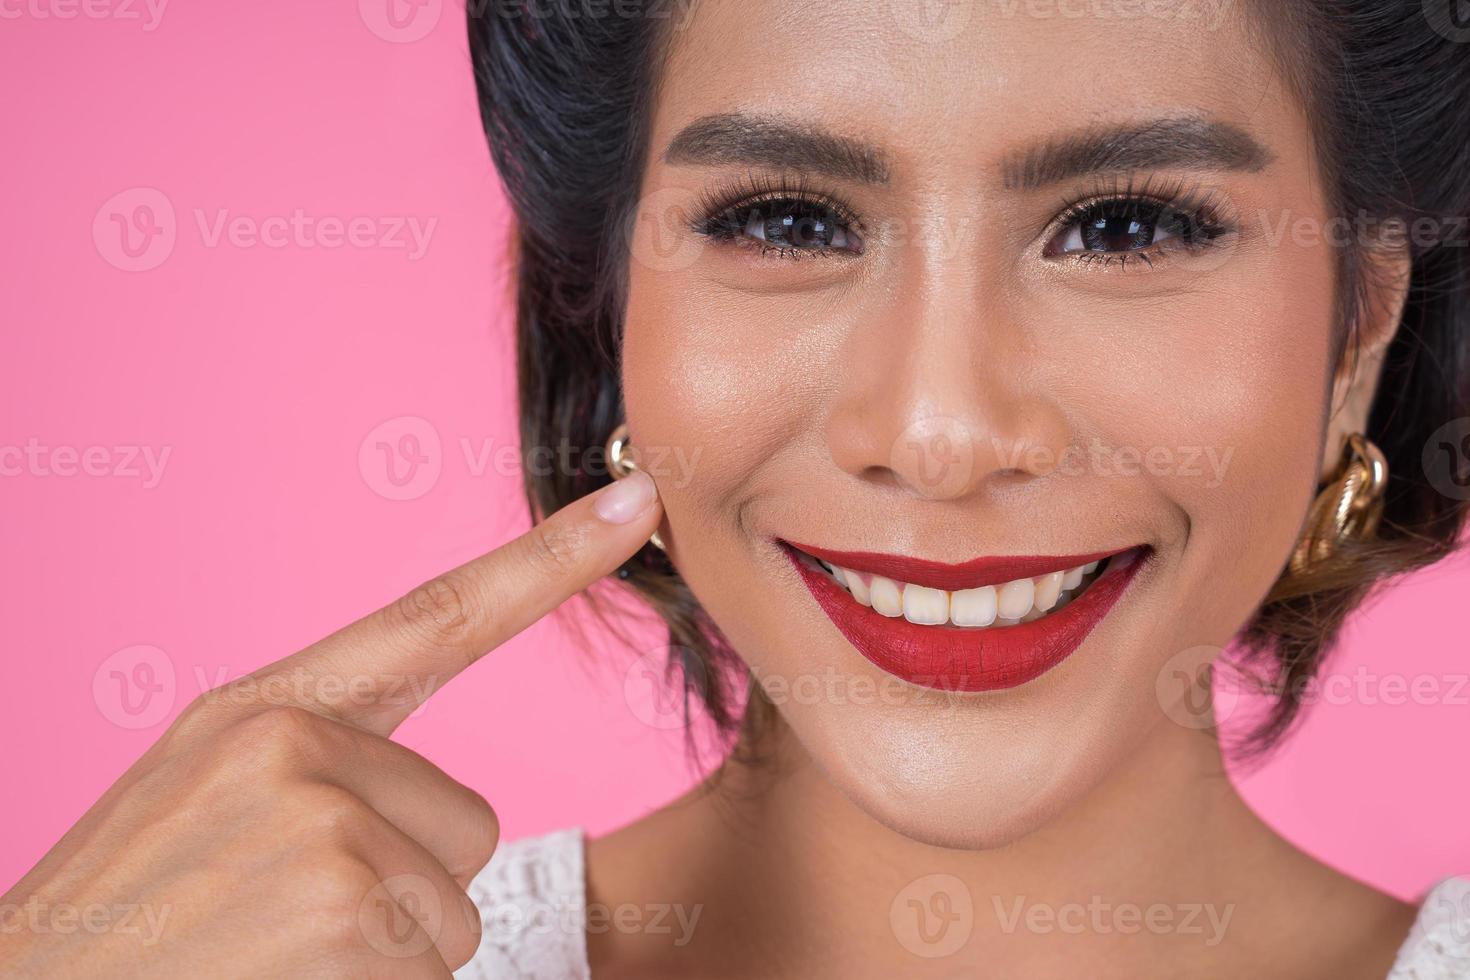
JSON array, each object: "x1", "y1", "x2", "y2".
[{"x1": 622, "y1": 1, "x2": 1341, "y2": 847}]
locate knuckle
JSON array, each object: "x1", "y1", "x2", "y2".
[
  {"x1": 439, "y1": 896, "x2": 483, "y2": 970},
  {"x1": 163, "y1": 693, "x2": 222, "y2": 745},
  {"x1": 299, "y1": 782, "x2": 373, "y2": 841},
  {"x1": 393, "y1": 573, "x2": 475, "y2": 647},
  {"x1": 231, "y1": 705, "x2": 332, "y2": 773},
  {"x1": 467, "y1": 794, "x2": 501, "y2": 865},
  {"x1": 305, "y1": 855, "x2": 381, "y2": 932},
  {"x1": 522, "y1": 520, "x2": 591, "y2": 578}
]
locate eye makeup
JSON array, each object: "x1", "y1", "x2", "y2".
[
  {"x1": 687, "y1": 169, "x2": 1238, "y2": 271},
  {"x1": 1041, "y1": 175, "x2": 1237, "y2": 270},
  {"x1": 688, "y1": 170, "x2": 865, "y2": 260}
]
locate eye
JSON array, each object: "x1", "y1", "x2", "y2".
[
  {"x1": 697, "y1": 194, "x2": 863, "y2": 258},
  {"x1": 1045, "y1": 194, "x2": 1228, "y2": 266},
  {"x1": 691, "y1": 172, "x2": 866, "y2": 261}
]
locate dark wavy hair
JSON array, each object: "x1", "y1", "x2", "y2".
[{"x1": 467, "y1": 0, "x2": 1470, "y2": 756}]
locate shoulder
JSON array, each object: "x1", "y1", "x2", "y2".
[
  {"x1": 1388, "y1": 877, "x2": 1470, "y2": 979},
  {"x1": 454, "y1": 827, "x2": 591, "y2": 980}
]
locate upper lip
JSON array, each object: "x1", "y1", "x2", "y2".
[{"x1": 781, "y1": 540, "x2": 1137, "y2": 591}]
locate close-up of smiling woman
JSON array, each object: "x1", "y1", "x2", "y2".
[{"x1": 5, "y1": 0, "x2": 1470, "y2": 977}]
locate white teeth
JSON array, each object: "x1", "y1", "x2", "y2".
[
  {"x1": 811, "y1": 552, "x2": 1113, "y2": 629},
  {"x1": 902, "y1": 585, "x2": 949, "y2": 625},
  {"x1": 950, "y1": 586, "x2": 997, "y2": 627},
  {"x1": 997, "y1": 578, "x2": 1036, "y2": 620},
  {"x1": 1033, "y1": 571, "x2": 1064, "y2": 612},
  {"x1": 869, "y1": 575, "x2": 904, "y2": 617}
]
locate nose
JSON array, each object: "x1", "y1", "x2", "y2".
[{"x1": 824, "y1": 270, "x2": 1071, "y2": 502}]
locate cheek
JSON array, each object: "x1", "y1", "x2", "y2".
[
  {"x1": 1077, "y1": 240, "x2": 1337, "y2": 619},
  {"x1": 621, "y1": 271, "x2": 828, "y2": 541}
]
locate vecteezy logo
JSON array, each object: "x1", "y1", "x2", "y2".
[
  {"x1": 887, "y1": 0, "x2": 973, "y2": 44},
  {"x1": 625, "y1": 187, "x2": 708, "y2": 274},
  {"x1": 889, "y1": 415, "x2": 977, "y2": 500},
  {"x1": 358, "y1": 415, "x2": 443, "y2": 501},
  {"x1": 358, "y1": 0, "x2": 442, "y2": 43},
  {"x1": 358, "y1": 874, "x2": 443, "y2": 958},
  {"x1": 1424, "y1": 0, "x2": 1470, "y2": 41},
  {"x1": 1424, "y1": 418, "x2": 1470, "y2": 501},
  {"x1": 1155, "y1": 645, "x2": 1240, "y2": 731},
  {"x1": 622, "y1": 645, "x2": 708, "y2": 731},
  {"x1": 93, "y1": 188, "x2": 177, "y2": 272},
  {"x1": 890, "y1": 874, "x2": 974, "y2": 958},
  {"x1": 93, "y1": 644, "x2": 177, "y2": 729}
]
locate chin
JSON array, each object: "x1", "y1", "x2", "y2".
[{"x1": 782, "y1": 687, "x2": 1140, "y2": 851}]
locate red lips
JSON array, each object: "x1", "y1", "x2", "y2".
[{"x1": 782, "y1": 543, "x2": 1147, "y2": 692}]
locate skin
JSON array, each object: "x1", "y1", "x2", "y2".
[
  {"x1": 0, "y1": 474, "x2": 664, "y2": 978},
  {"x1": 596, "y1": 1, "x2": 1414, "y2": 978},
  {"x1": 1, "y1": 3, "x2": 1420, "y2": 979}
]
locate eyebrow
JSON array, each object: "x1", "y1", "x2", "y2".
[
  {"x1": 663, "y1": 112, "x2": 891, "y2": 184},
  {"x1": 1000, "y1": 117, "x2": 1274, "y2": 190},
  {"x1": 662, "y1": 111, "x2": 1273, "y2": 191}
]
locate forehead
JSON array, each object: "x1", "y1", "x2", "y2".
[{"x1": 654, "y1": 0, "x2": 1296, "y2": 176}]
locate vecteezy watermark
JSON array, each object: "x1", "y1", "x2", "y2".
[
  {"x1": 889, "y1": 418, "x2": 1235, "y2": 494},
  {"x1": 890, "y1": 874, "x2": 975, "y2": 958},
  {"x1": 1427, "y1": 884, "x2": 1470, "y2": 948},
  {"x1": 890, "y1": 416, "x2": 978, "y2": 499},
  {"x1": 1155, "y1": 645, "x2": 1241, "y2": 731},
  {"x1": 93, "y1": 187, "x2": 438, "y2": 272},
  {"x1": 92, "y1": 187, "x2": 176, "y2": 272},
  {"x1": 481, "y1": 894, "x2": 702, "y2": 949},
  {"x1": 1157, "y1": 644, "x2": 1470, "y2": 730},
  {"x1": 93, "y1": 645, "x2": 178, "y2": 730},
  {"x1": 1227, "y1": 665, "x2": 1470, "y2": 710},
  {"x1": 0, "y1": 439, "x2": 171, "y2": 488},
  {"x1": 886, "y1": 0, "x2": 1236, "y2": 41},
  {"x1": 91, "y1": 647, "x2": 441, "y2": 730},
  {"x1": 991, "y1": 894, "x2": 1234, "y2": 946},
  {"x1": 0, "y1": 898, "x2": 172, "y2": 946},
  {"x1": 1002, "y1": 439, "x2": 1235, "y2": 488},
  {"x1": 365, "y1": 0, "x2": 701, "y2": 44},
  {"x1": 0, "y1": 0, "x2": 168, "y2": 30},
  {"x1": 473, "y1": 0, "x2": 701, "y2": 27},
  {"x1": 989, "y1": 0, "x2": 1234, "y2": 31},
  {"x1": 357, "y1": 873, "x2": 447, "y2": 958},
  {"x1": 358, "y1": 0, "x2": 442, "y2": 43},
  {"x1": 1424, "y1": 417, "x2": 1470, "y2": 502},
  {"x1": 1423, "y1": 0, "x2": 1470, "y2": 43},
  {"x1": 1253, "y1": 208, "x2": 1470, "y2": 252},
  {"x1": 359, "y1": 416, "x2": 444, "y2": 502},
  {"x1": 752, "y1": 665, "x2": 971, "y2": 718},
  {"x1": 884, "y1": 0, "x2": 976, "y2": 44},
  {"x1": 193, "y1": 664, "x2": 441, "y2": 720},
  {"x1": 622, "y1": 645, "x2": 710, "y2": 731},
  {"x1": 357, "y1": 415, "x2": 704, "y2": 502}
]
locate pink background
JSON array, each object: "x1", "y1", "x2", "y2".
[{"x1": 2, "y1": 1, "x2": 1466, "y2": 901}]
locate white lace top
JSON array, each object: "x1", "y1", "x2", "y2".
[{"x1": 454, "y1": 829, "x2": 1470, "y2": 979}]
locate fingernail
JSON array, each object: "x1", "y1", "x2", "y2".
[{"x1": 594, "y1": 471, "x2": 657, "y2": 524}]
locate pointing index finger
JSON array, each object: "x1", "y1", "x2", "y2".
[{"x1": 253, "y1": 471, "x2": 662, "y2": 735}]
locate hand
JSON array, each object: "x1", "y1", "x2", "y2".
[{"x1": 0, "y1": 472, "x2": 662, "y2": 979}]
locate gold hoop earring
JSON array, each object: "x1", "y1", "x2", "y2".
[
  {"x1": 1288, "y1": 433, "x2": 1388, "y2": 575},
  {"x1": 605, "y1": 423, "x2": 665, "y2": 551}
]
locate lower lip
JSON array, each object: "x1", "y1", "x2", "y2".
[{"x1": 785, "y1": 547, "x2": 1147, "y2": 692}]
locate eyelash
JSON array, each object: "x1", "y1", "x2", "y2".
[
  {"x1": 1044, "y1": 176, "x2": 1235, "y2": 269},
  {"x1": 689, "y1": 173, "x2": 1236, "y2": 270},
  {"x1": 689, "y1": 171, "x2": 864, "y2": 261}
]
